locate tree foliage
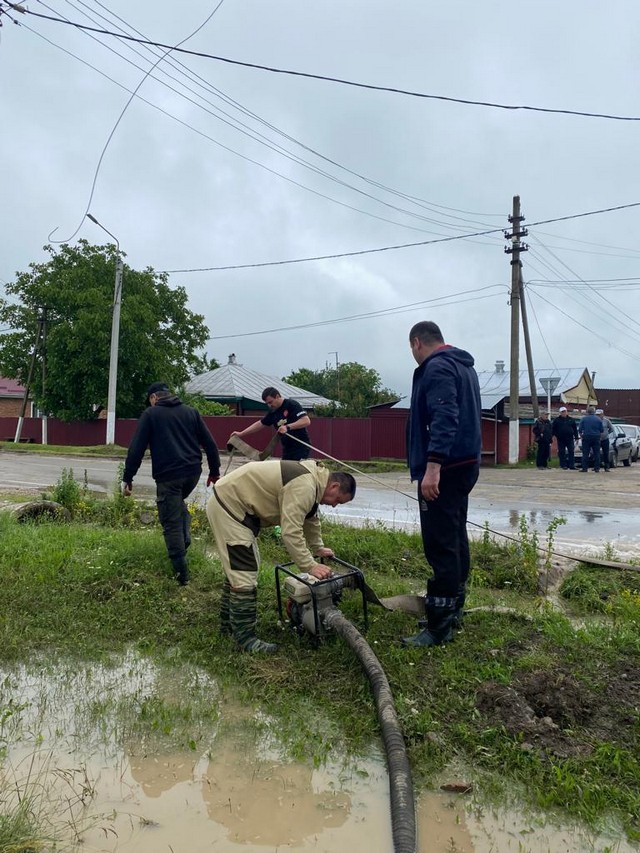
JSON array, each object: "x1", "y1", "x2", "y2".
[
  {"x1": 0, "y1": 241, "x2": 211, "y2": 420},
  {"x1": 284, "y1": 362, "x2": 399, "y2": 418},
  {"x1": 178, "y1": 388, "x2": 231, "y2": 416}
]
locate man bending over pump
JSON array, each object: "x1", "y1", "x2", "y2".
[{"x1": 206, "y1": 459, "x2": 356, "y2": 653}]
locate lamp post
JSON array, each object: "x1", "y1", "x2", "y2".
[
  {"x1": 539, "y1": 376, "x2": 561, "y2": 416},
  {"x1": 87, "y1": 214, "x2": 123, "y2": 446}
]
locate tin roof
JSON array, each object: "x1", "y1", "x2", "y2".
[
  {"x1": 476, "y1": 367, "x2": 591, "y2": 410},
  {"x1": 186, "y1": 363, "x2": 333, "y2": 408},
  {"x1": 0, "y1": 376, "x2": 26, "y2": 397}
]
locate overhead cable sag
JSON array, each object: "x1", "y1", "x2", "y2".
[{"x1": 7, "y1": 3, "x2": 640, "y2": 122}]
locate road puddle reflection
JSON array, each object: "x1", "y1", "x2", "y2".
[{"x1": 0, "y1": 651, "x2": 635, "y2": 852}]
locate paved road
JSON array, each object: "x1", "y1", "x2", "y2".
[{"x1": 2, "y1": 451, "x2": 639, "y2": 557}]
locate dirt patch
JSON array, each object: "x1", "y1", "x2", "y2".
[{"x1": 476, "y1": 666, "x2": 640, "y2": 758}]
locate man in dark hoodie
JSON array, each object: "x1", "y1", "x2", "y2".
[
  {"x1": 402, "y1": 321, "x2": 482, "y2": 648},
  {"x1": 122, "y1": 382, "x2": 221, "y2": 585}
]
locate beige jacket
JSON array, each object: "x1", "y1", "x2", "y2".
[{"x1": 214, "y1": 459, "x2": 329, "y2": 570}]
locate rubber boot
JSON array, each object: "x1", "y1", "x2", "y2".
[
  {"x1": 402, "y1": 598, "x2": 457, "y2": 648},
  {"x1": 229, "y1": 588, "x2": 277, "y2": 653},
  {"x1": 219, "y1": 578, "x2": 231, "y2": 637},
  {"x1": 171, "y1": 555, "x2": 189, "y2": 586}
]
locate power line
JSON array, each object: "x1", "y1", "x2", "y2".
[
  {"x1": 46, "y1": 0, "x2": 228, "y2": 243},
  {"x1": 206, "y1": 285, "x2": 506, "y2": 341},
  {"x1": 9, "y1": 4, "x2": 640, "y2": 122},
  {"x1": 160, "y1": 201, "x2": 640, "y2": 272}
]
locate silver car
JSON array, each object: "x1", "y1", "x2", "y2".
[
  {"x1": 574, "y1": 424, "x2": 633, "y2": 468},
  {"x1": 619, "y1": 424, "x2": 640, "y2": 462}
]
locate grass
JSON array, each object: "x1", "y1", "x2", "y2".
[
  {"x1": 0, "y1": 441, "x2": 128, "y2": 457},
  {"x1": 0, "y1": 510, "x2": 638, "y2": 843}
]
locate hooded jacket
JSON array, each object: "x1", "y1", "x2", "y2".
[
  {"x1": 407, "y1": 345, "x2": 482, "y2": 481},
  {"x1": 123, "y1": 395, "x2": 220, "y2": 484}
]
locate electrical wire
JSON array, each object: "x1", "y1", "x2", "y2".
[
  {"x1": 72, "y1": 0, "x2": 505, "y2": 224},
  {"x1": 207, "y1": 287, "x2": 507, "y2": 341},
  {"x1": 13, "y1": 4, "x2": 640, "y2": 123},
  {"x1": 521, "y1": 281, "x2": 559, "y2": 372},
  {"x1": 160, "y1": 201, "x2": 640, "y2": 272},
  {"x1": 46, "y1": 0, "x2": 227, "y2": 244}
]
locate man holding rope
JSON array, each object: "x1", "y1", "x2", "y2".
[
  {"x1": 402, "y1": 321, "x2": 482, "y2": 648},
  {"x1": 229, "y1": 387, "x2": 312, "y2": 461}
]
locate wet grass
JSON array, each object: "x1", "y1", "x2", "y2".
[{"x1": 0, "y1": 512, "x2": 639, "y2": 841}]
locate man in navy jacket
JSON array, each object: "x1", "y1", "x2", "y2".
[
  {"x1": 123, "y1": 382, "x2": 221, "y2": 585},
  {"x1": 403, "y1": 321, "x2": 482, "y2": 648}
]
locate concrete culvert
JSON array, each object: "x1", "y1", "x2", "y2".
[{"x1": 6, "y1": 500, "x2": 72, "y2": 523}]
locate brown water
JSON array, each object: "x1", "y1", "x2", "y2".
[{"x1": 0, "y1": 653, "x2": 634, "y2": 852}]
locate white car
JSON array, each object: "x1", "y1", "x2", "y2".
[{"x1": 620, "y1": 424, "x2": 640, "y2": 462}]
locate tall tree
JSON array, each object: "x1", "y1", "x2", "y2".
[
  {"x1": 285, "y1": 362, "x2": 399, "y2": 417},
  {"x1": 0, "y1": 241, "x2": 210, "y2": 420}
]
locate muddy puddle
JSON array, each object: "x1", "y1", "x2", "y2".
[{"x1": 0, "y1": 651, "x2": 634, "y2": 852}]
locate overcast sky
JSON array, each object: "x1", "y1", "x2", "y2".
[{"x1": 1, "y1": 0, "x2": 639, "y2": 401}]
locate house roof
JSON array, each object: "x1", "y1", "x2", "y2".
[
  {"x1": 186, "y1": 362, "x2": 333, "y2": 408},
  {"x1": 0, "y1": 377, "x2": 26, "y2": 397},
  {"x1": 476, "y1": 367, "x2": 590, "y2": 410}
]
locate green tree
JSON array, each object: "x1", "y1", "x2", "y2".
[
  {"x1": 0, "y1": 241, "x2": 210, "y2": 421},
  {"x1": 178, "y1": 388, "x2": 231, "y2": 416},
  {"x1": 285, "y1": 362, "x2": 399, "y2": 418}
]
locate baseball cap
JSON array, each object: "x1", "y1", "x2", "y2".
[
  {"x1": 146, "y1": 381, "x2": 170, "y2": 402},
  {"x1": 559, "y1": 406, "x2": 567, "y2": 412}
]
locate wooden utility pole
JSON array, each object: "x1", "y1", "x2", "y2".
[
  {"x1": 14, "y1": 311, "x2": 45, "y2": 443},
  {"x1": 504, "y1": 196, "x2": 528, "y2": 463},
  {"x1": 519, "y1": 274, "x2": 539, "y2": 419}
]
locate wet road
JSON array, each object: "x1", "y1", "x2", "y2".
[{"x1": 2, "y1": 451, "x2": 639, "y2": 554}]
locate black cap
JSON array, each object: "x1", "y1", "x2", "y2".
[{"x1": 146, "y1": 381, "x2": 170, "y2": 402}]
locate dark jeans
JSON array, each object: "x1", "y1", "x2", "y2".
[
  {"x1": 600, "y1": 438, "x2": 610, "y2": 470},
  {"x1": 156, "y1": 473, "x2": 200, "y2": 561},
  {"x1": 556, "y1": 438, "x2": 575, "y2": 469},
  {"x1": 581, "y1": 435, "x2": 601, "y2": 472},
  {"x1": 418, "y1": 463, "x2": 479, "y2": 600},
  {"x1": 536, "y1": 439, "x2": 551, "y2": 468}
]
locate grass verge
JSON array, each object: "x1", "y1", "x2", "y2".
[{"x1": 0, "y1": 512, "x2": 638, "y2": 842}]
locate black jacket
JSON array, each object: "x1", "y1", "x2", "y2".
[
  {"x1": 533, "y1": 418, "x2": 553, "y2": 443},
  {"x1": 407, "y1": 345, "x2": 482, "y2": 480},
  {"x1": 123, "y1": 396, "x2": 220, "y2": 484},
  {"x1": 552, "y1": 415, "x2": 578, "y2": 442}
]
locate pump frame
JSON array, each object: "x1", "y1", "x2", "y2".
[{"x1": 275, "y1": 557, "x2": 369, "y2": 636}]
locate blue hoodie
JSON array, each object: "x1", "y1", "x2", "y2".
[{"x1": 407, "y1": 345, "x2": 482, "y2": 481}]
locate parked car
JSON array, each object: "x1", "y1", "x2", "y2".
[
  {"x1": 619, "y1": 424, "x2": 640, "y2": 462},
  {"x1": 574, "y1": 424, "x2": 633, "y2": 468}
]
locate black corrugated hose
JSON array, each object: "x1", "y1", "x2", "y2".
[{"x1": 323, "y1": 608, "x2": 417, "y2": 853}]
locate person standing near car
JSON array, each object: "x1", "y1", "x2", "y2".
[
  {"x1": 596, "y1": 409, "x2": 614, "y2": 472},
  {"x1": 229, "y1": 387, "x2": 311, "y2": 461},
  {"x1": 578, "y1": 406, "x2": 604, "y2": 473},
  {"x1": 533, "y1": 411, "x2": 553, "y2": 469},
  {"x1": 123, "y1": 382, "x2": 221, "y2": 585},
  {"x1": 552, "y1": 407, "x2": 578, "y2": 470},
  {"x1": 402, "y1": 320, "x2": 482, "y2": 648}
]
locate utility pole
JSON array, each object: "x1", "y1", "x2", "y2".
[
  {"x1": 504, "y1": 196, "x2": 528, "y2": 464},
  {"x1": 41, "y1": 307, "x2": 48, "y2": 445},
  {"x1": 14, "y1": 311, "x2": 45, "y2": 443},
  {"x1": 519, "y1": 274, "x2": 539, "y2": 419},
  {"x1": 328, "y1": 351, "x2": 340, "y2": 400}
]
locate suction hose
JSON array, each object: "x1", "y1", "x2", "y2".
[{"x1": 323, "y1": 607, "x2": 416, "y2": 853}]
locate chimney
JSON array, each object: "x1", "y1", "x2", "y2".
[
  {"x1": 495, "y1": 360, "x2": 505, "y2": 374},
  {"x1": 228, "y1": 353, "x2": 237, "y2": 365}
]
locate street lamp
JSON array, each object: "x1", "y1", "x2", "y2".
[
  {"x1": 87, "y1": 213, "x2": 123, "y2": 446},
  {"x1": 539, "y1": 376, "x2": 561, "y2": 415}
]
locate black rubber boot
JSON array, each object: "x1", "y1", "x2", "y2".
[
  {"x1": 171, "y1": 556, "x2": 189, "y2": 586},
  {"x1": 229, "y1": 588, "x2": 277, "y2": 653},
  {"x1": 402, "y1": 599, "x2": 457, "y2": 648},
  {"x1": 219, "y1": 578, "x2": 231, "y2": 637}
]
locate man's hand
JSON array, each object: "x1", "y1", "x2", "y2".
[
  {"x1": 121, "y1": 482, "x2": 132, "y2": 497},
  {"x1": 316, "y1": 547, "x2": 334, "y2": 559},
  {"x1": 207, "y1": 474, "x2": 219, "y2": 487},
  {"x1": 229, "y1": 431, "x2": 239, "y2": 439},
  {"x1": 309, "y1": 563, "x2": 332, "y2": 580},
  {"x1": 421, "y1": 462, "x2": 441, "y2": 502},
  {"x1": 277, "y1": 424, "x2": 288, "y2": 435}
]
